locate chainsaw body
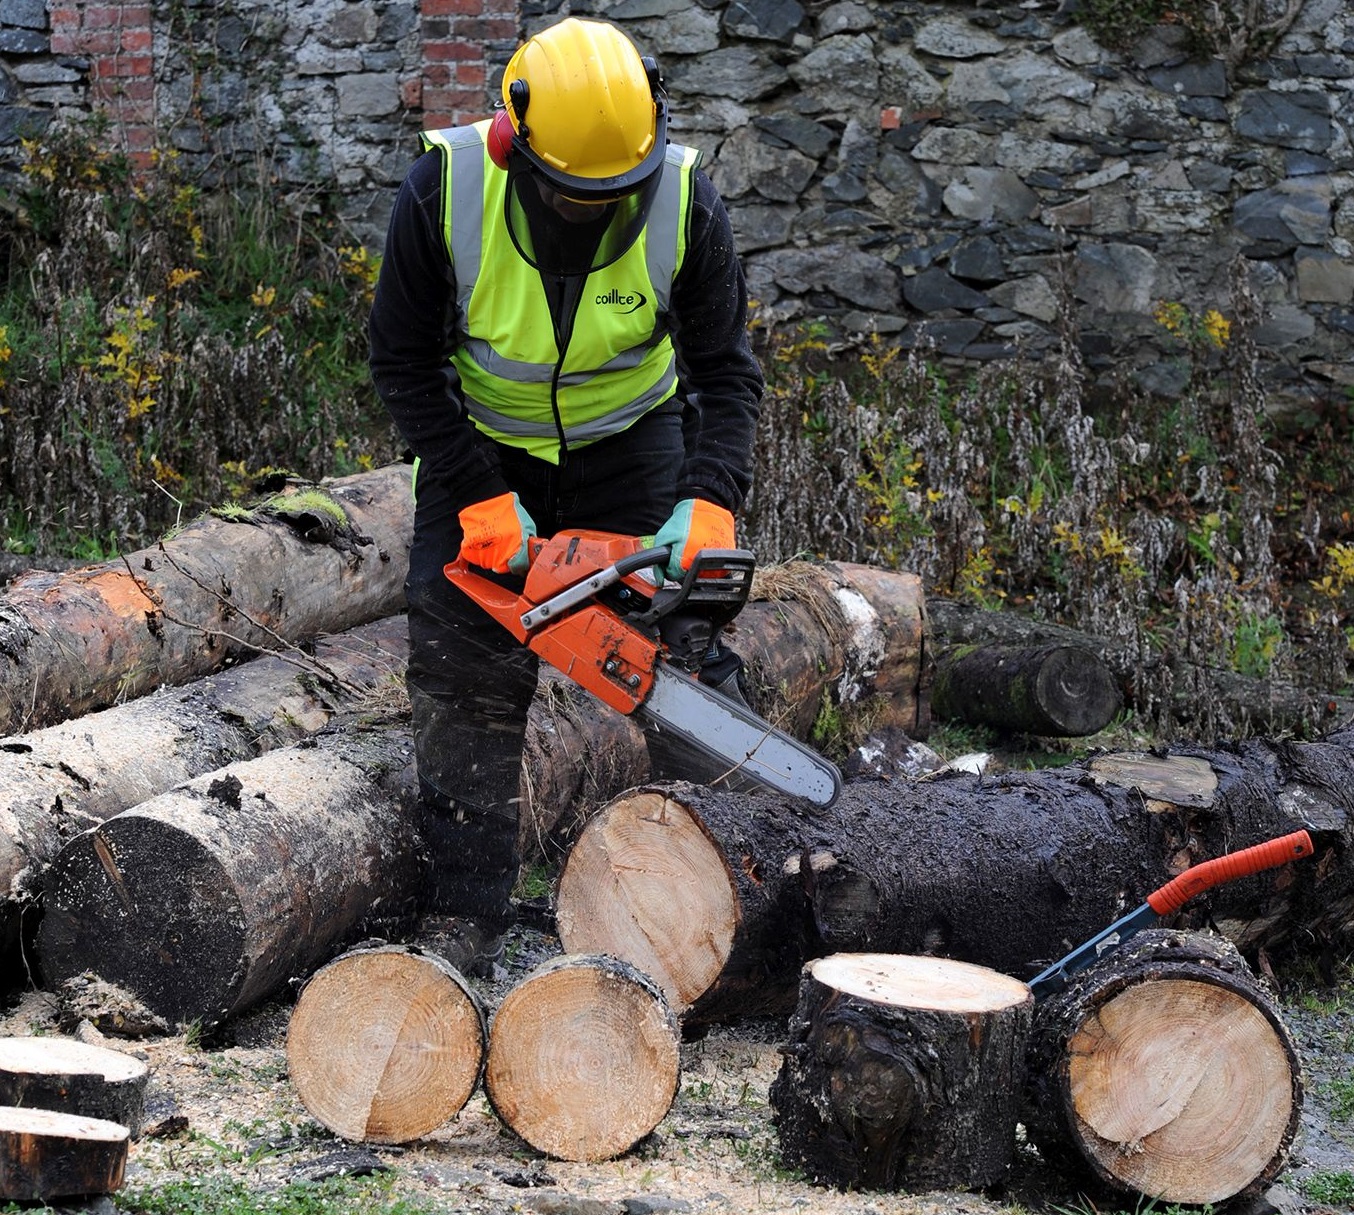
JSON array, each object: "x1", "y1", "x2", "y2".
[{"x1": 445, "y1": 530, "x2": 841, "y2": 807}]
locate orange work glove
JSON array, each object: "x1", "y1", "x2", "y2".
[
  {"x1": 457, "y1": 491, "x2": 537, "y2": 575},
  {"x1": 652, "y1": 498, "x2": 735, "y2": 582}
]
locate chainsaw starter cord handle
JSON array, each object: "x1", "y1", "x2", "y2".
[{"x1": 1145, "y1": 828, "x2": 1315, "y2": 916}]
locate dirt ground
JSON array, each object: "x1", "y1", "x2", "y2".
[{"x1": 2, "y1": 919, "x2": 1351, "y2": 1215}]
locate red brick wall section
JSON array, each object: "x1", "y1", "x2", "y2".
[
  {"x1": 49, "y1": 2, "x2": 155, "y2": 164},
  {"x1": 420, "y1": 0, "x2": 519, "y2": 131}
]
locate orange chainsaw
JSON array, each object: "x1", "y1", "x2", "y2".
[{"x1": 445, "y1": 531, "x2": 842, "y2": 808}]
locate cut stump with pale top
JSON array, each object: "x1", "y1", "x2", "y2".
[
  {"x1": 286, "y1": 943, "x2": 487, "y2": 1144},
  {"x1": 0, "y1": 1036, "x2": 148, "y2": 1138},
  {"x1": 0, "y1": 1105, "x2": 129, "y2": 1201},
  {"x1": 770, "y1": 953, "x2": 1034, "y2": 1192}
]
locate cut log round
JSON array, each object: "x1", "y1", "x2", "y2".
[
  {"x1": 770, "y1": 953, "x2": 1034, "y2": 1192},
  {"x1": 36, "y1": 723, "x2": 423, "y2": 1028},
  {"x1": 0, "y1": 1105, "x2": 129, "y2": 1200},
  {"x1": 0, "y1": 1037, "x2": 148, "y2": 1137},
  {"x1": 484, "y1": 953, "x2": 680, "y2": 1163},
  {"x1": 1025, "y1": 928, "x2": 1302, "y2": 1204},
  {"x1": 931, "y1": 643, "x2": 1121, "y2": 737},
  {"x1": 286, "y1": 944, "x2": 487, "y2": 1144}
]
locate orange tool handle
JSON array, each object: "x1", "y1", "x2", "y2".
[{"x1": 1146, "y1": 829, "x2": 1314, "y2": 916}]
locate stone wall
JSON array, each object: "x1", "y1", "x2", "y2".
[{"x1": 2, "y1": 0, "x2": 1351, "y2": 408}]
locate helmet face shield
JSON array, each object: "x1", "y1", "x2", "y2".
[{"x1": 505, "y1": 152, "x2": 663, "y2": 277}]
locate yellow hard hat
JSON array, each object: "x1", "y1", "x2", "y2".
[{"x1": 496, "y1": 17, "x2": 668, "y2": 201}]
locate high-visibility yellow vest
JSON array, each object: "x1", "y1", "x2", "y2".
[{"x1": 420, "y1": 120, "x2": 701, "y2": 463}]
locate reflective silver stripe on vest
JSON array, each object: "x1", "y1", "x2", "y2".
[
  {"x1": 460, "y1": 327, "x2": 669, "y2": 384},
  {"x1": 644, "y1": 144, "x2": 694, "y2": 314},
  {"x1": 462, "y1": 351, "x2": 678, "y2": 443},
  {"x1": 426, "y1": 126, "x2": 487, "y2": 314}
]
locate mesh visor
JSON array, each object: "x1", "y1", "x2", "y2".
[{"x1": 505, "y1": 156, "x2": 663, "y2": 278}]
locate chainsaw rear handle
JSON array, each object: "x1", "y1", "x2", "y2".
[{"x1": 1146, "y1": 829, "x2": 1315, "y2": 916}]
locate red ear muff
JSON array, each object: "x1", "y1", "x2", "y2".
[{"x1": 487, "y1": 108, "x2": 515, "y2": 170}]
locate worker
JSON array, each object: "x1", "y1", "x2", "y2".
[{"x1": 368, "y1": 16, "x2": 764, "y2": 977}]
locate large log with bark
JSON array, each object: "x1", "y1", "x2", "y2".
[
  {"x1": 36, "y1": 721, "x2": 423, "y2": 1028},
  {"x1": 556, "y1": 730, "x2": 1354, "y2": 1024},
  {"x1": 926, "y1": 596, "x2": 1354, "y2": 740},
  {"x1": 770, "y1": 954, "x2": 1034, "y2": 1192},
  {"x1": 1025, "y1": 928, "x2": 1302, "y2": 1204},
  {"x1": 0, "y1": 463, "x2": 414, "y2": 736},
  {"x1": 0, "y1": 616, "x2": 408, "y2": 967}
]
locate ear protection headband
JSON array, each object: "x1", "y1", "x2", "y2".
[{"x1": 486, "y1": 58, "x2": 665, "y2": 172}]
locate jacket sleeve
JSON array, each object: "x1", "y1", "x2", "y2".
[
  {"x1": 669, "y1": 169, "x2": 764, "y2": 515},
  {"x1": 368, "y1": 148, "x2": 511, "y2": 512}
]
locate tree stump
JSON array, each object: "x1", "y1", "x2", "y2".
[
  {"x1": 770, "y1": 953, "x2": 1034, "y2": 1192},
  {"x1": 484, "y1": 953, "x2": 681, "y2": 1163},
  {"x1": 0, "y1": 1037, "x2": 148, "y2": 1137},
  {"x1": 0, "y1": 1105, "x2": 129, "y2": 1200},
  {"x1": 286, "y1": 943, "x2": 487, "y2": 1144},
  {"x1": 1025, "y1": 928, "x2": 1303, "y2": 1204}
]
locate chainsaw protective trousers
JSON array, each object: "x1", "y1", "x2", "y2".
[{"x1": 404, "y1": 403, "x2": 686, "y2": 927}]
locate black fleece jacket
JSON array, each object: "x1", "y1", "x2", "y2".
[{"x1": 368, "y1": 146, "x2": 764, "y2": 517}]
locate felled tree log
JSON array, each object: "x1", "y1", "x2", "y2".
[
  {"x1": 0, "y1": 1106, "x2": 128, "y2": 1200},
  {"x1": 1025, "y1": 928, "x2": 1302, "y2": 1204},
  {"x1": 930, "y1": 643, "x2": 1120, "y2": 737},
  {"x1": 0, "y1": 462, "x2": 413, "y2": 736},
  {"x1": 926, "y1": 596, "x2": 1354, "y2": 740},
  {"x1": 286, "y1": 943, "x2": 487, "y2": 1144},
  {"x1": 0, "y1": 1037, "x2": 148, "y2": 1137},
  {"x1": 770, "y1": 954, "x2": 1034, "y2": 1192},
  {"x1": 556, "y1": 731, "x2": 1353, "y2": 1024},
  {"x1": 484, "y1": 953, "x2": 680, "y2": 1163},
  {"x1": 0, "y1": 616, "x2": 408, "y2": 964},
  {"x1": 36, "y1": 721, "x2": 423, "y2": 1028}
]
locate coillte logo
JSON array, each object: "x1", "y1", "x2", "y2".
[{"x1": 595, "y1": 288, "x2": 647, "y2": 314}]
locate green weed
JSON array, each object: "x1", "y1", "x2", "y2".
[
  {"x1": 1300, "y1": 1169, "x2": 1354, "y2": 1207},
  {"x1": 114, "y1": 1172, "x2": 449, "y2": 1215}
]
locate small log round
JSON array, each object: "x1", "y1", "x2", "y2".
[
  {"x1": 0, "y1": 1037, "x2": 148, "y2": 1138},
  {"x1": 0, "y1": 1105, "x2": 129, "y2": 1200},
  {"x1": 1025, "y1": 928, "x2": 1303, "y2": 1204},
  {"x1": 286, "y1": 944, "x2": 487, "y2": 1144},
  {"x1": 770, "y1": 953, "x2": 1034, "y2": 1192},
  {"x1": 484, "y1": 953, "x2": 681, "y2": 1163}
]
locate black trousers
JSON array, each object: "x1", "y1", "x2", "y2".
[{"x1": 404, "y1": 404, "x2": 685, "y2": 926}]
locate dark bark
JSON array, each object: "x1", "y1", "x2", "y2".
[
  {"x1": 35, "y1": 720, "x2": 424, "y2": 1029},
  {"x1": 771, "y1": 953, "x2": 1034, "y2": 1191},
  {"x1": 557, "y1": 730, "x2": 1353, "y2": 1026},
  {"x1": 0, "y1": 464, "x2": 413, "y2": 736},
  {"x1": 1025, "y1": 927, "x2": 1303, "y2": 1204},
  {"x1": 286, "y1": 943, "x2": 487, "y2": 1144},
  {"x1": 0, "y1": 1106, "x2": 128, "y2": 1200},
  {"x1": 931, "y1": 643, "x2": 1120, "y2": 736}
]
